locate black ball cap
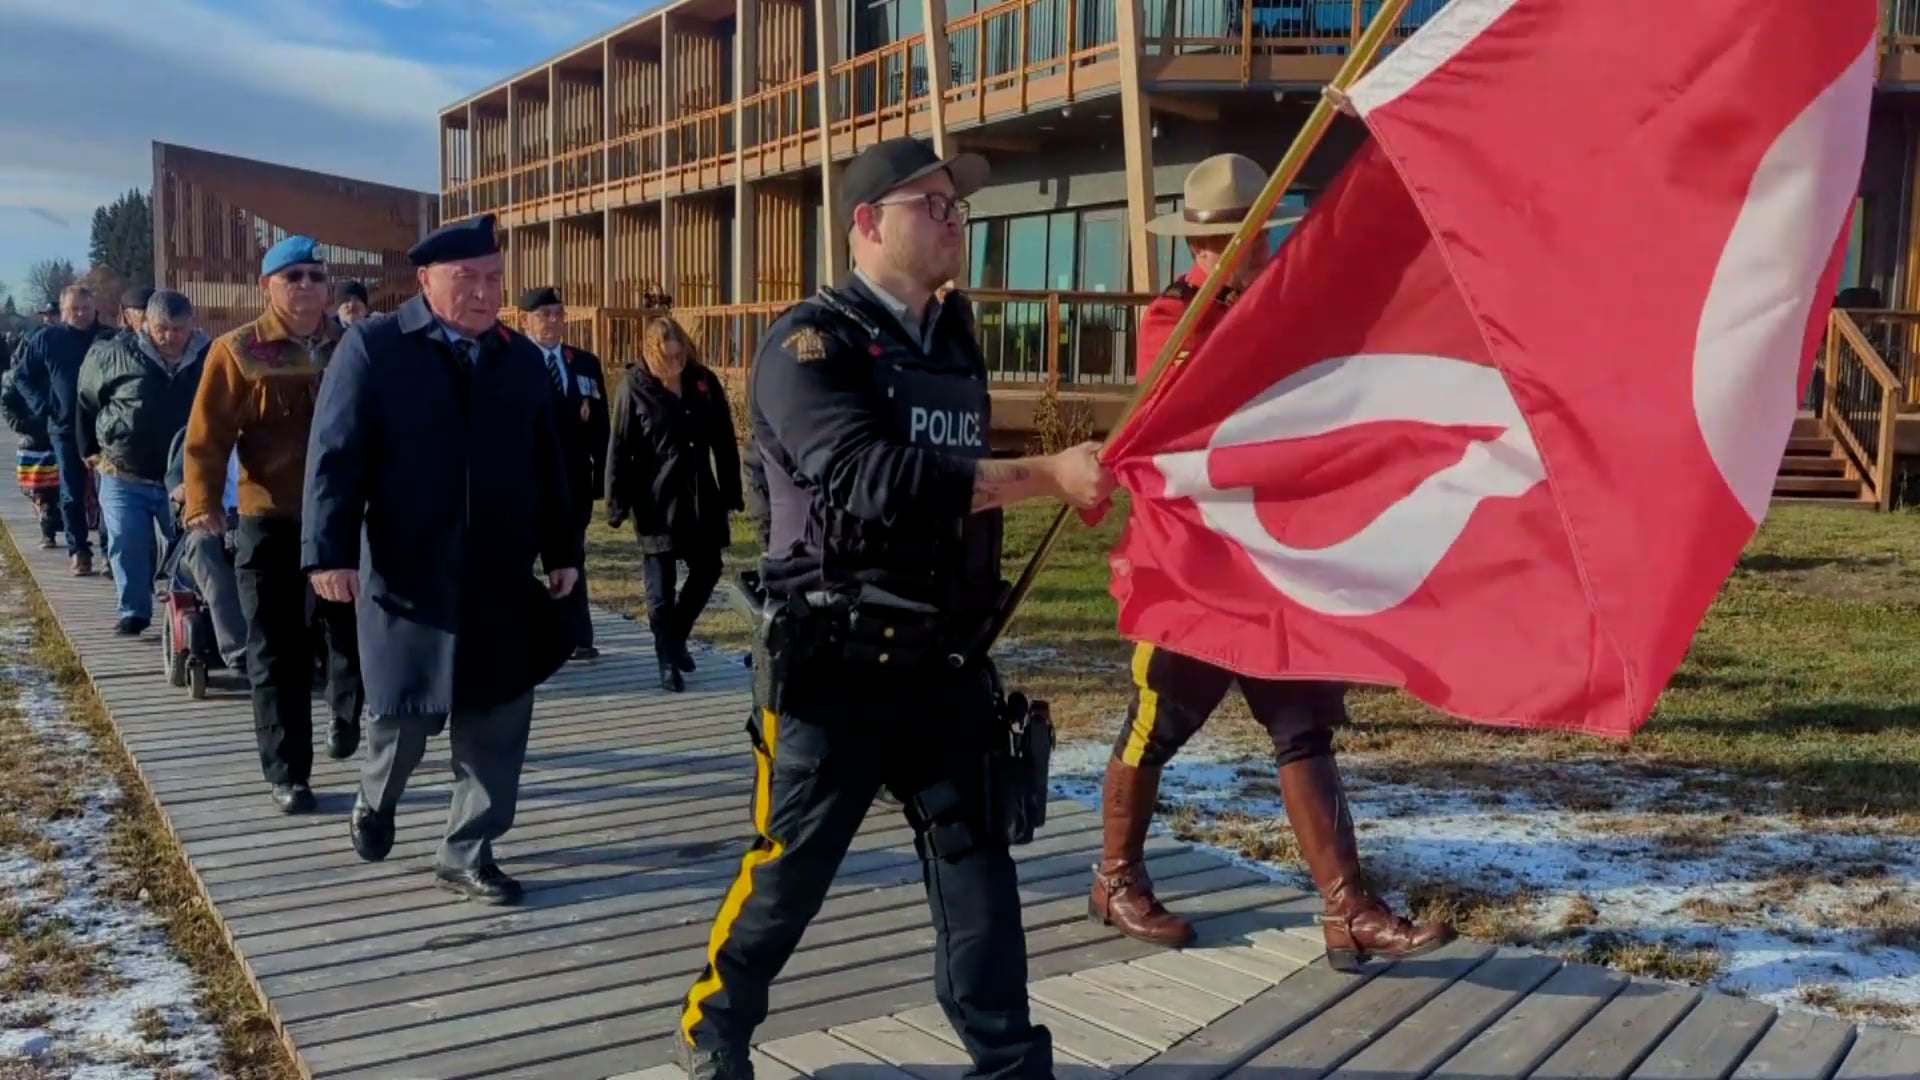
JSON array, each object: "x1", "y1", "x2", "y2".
[
  {"x1": 836, "y1": 137, "x2": 988, "y2": 228},
  {"x1": 518, "y1": 286, "x2": 563, "y2": 312},
  {"x1": 335, "y1": 280, "x2": 369, "y2": 305},
  {"x1": 120, "y1": 286, "x2": 153, "y2": 311}
]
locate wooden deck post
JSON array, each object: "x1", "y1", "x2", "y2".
[
  {"x1": 920, "y1": 0, "x2": 953, "y2": 158},
  {"x1": 662, "y1": 12, "x2": 680, "y2": 302},
  {"x1": 815, "y1": 0, "x2": 847, "y2": 288},
  {"x1": 1116, "y1": 0, "x2": 1159, "y2": 293},
  {"x1": 736, "y1": 0, "x2": 762, "y2": 304}
]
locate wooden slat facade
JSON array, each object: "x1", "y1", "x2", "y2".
[
  {"x1": 151, "y1": 142, "x2": 437, "y2": 337},
  {"x1": 5, "y1": 438, "x2": 1919, "y2": 1079}
]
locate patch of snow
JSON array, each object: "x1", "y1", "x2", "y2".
[
  {"x1": 1050, "y1": 734, "x2": 1920, "y2": 1030},
  {"x1": 0, "y1": 596, "x2": 224, "y2": 1076}
]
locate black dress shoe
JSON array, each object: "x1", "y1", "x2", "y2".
[
  {"x1": 115, "y1": 616, "x2": 148, "y2": 636},
  {"x1": 350, "y1": 798, "x2": 394, "y2": 862},
  {"x1": 271, "y1": 783, "x2": 315, "y2": 814},
  {"x1": 327, "y1": 718, "x2": 361, "y2": 760},
  {"x1": 658, "y1": 660, "x2": 684, "y2": 693},
  {"x1": 673, "y1": 644, "x2": 696, "y2": 673},
  {"x1": 570, "y1": 645, "x2": 600, "y2": 661},
  {"x1": 434, "y1": 863, "x2": 523, "y2": 905}
]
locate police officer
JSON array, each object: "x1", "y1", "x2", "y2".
[
  {"x1": 1087, "y1": 153, "x2": 1454, "y2": 969},
  {"x1": 676, "y1": 137, "x2": 1112, "y2": 1080}
]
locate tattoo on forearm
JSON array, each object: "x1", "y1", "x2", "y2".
[{"x1": 970, "y1": 459, "x2": 1032, "y2": 511}]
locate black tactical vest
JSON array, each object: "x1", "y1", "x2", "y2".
[{"x1": 760, "y1": 285, "x2": 1002, "y2": 615}]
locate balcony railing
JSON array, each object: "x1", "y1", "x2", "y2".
[
  {"x1": 945, "y1": 0, "x2": 1123, "y2": 121},
  {"x1": 1843, "y1": 309, "x2": 1920, "y2": 408},
  {"x1": 1146, "y1": 0, "x2": 1442, "y2": 57},
  {"x1": 827, "y1": 36, "x2": 931, "y2": 151}
]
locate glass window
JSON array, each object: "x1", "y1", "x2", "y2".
[
  {"x1": 1079, "y1": 210, "x2": 1124, "y2": 293},
  {"x1": 967, "y1": 219, "x2": 1006, "y2": 289},
  {"x1": 1047, "y1": 211, "x2": 1077, "y2": 291},
  {"x1": 1005, "y1": 217, "x2": 1049, "y2": 289}
]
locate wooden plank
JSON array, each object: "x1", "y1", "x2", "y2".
[
  {"x1": 605, "y1": 1067, "x2": 684, "y2": 1080},
  {"x1": 1429, "y1": 961, "x2": 1629, "y2": 1080},
  {"x1": 1630, "y1": 993, "x2": 1777, "y2": 1079},
  {"x1": 1835, "y1": 1026, "x2": 1920, "y2": 1079},
  {"x1": 1128, "y1": 962, "x2": 1378, "y2": 1080},
  {"x1": 761, "y1": 1030, "x2": 913, "y2": 1078},
  {"x1": 1071, "y1": 961, "x2": 1241, "y2": 1025},
  {"x1": 1127, "y1": 948, "x2": 1276, "y2": 1005},
  {"x1": 1241, "y1": 940, "x2": 1494, "y2": 1073},
  {"x1": 894, "y1": 1003, "x2": 1123, "y2": 1078},
  {"x1": 1730, "y1": 1010, "x2": 1857, "y2": 1080},
  {"x1": 1028, "y1": 971, "x2": 1201, "y2": 1050},
  {"x1": 1325, "y1": 948, "x2": 1562, "y2": 1080},
  {"x1": 828, "y1": 1015, "x2": 974, "y2": 1080},
  {"x1": 1528, "y1": 982, "x2": 1702, "y2": 1080}
]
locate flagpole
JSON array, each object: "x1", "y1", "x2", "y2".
[{"x1": 962, "y1": 0, "x2": 1415, "y2": 663}]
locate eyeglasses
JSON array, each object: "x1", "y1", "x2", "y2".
[
  {"x1": 874, "y1": 192, "x2": 970, "y2": 224},
  {"x1": 279, "y1": 269, "x2": 329, "y2": 285}
]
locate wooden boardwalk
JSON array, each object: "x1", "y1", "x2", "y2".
[{"x1": 3, "y1": 479, "x2": 1918, "y2": 1080}]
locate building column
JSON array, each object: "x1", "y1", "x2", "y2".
[
  {"x1": 548, "y1": 65, "x2": 561, "y2": 287},
  {"x1": 602, "y1": 38, "x2": 615, "y2": 335},
  {"x1": 814, "y1": 0, "x2": 846, "y2": 288},
  {"x1": 735, "y1": 0, "x2": 762, "y2": 304},
  {"x1": 920, "y1": 0, "x2": 952, "y2": 158},
  {"x1": 1115, "y1": 0, "x2": 1158, "y2": 293},
  {"x1": 661, "y1": 13, "x2": 679, "y2": 300}
]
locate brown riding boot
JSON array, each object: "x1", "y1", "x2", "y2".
[
  {"x1": 1279, "y1": 754, "x2": 1454, "y2": 972},
  {"x1": 1089, "y1": 758, "x2": 1196, "y2": 946}
]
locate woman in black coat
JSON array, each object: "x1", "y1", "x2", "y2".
[{"x1": 604, "y1": 317, "x2": 743, "y2": 691}]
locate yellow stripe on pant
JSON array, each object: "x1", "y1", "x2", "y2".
[
  {"x1": 1120, "y1": 642, "x2": 1160, "y2": 767},
  {"x1": 680, "y1": 708, "x2": 785, "y2": 1045}
]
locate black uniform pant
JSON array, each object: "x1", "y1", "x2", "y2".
[
  {"x1": 234, "y1": 516, "x2": 363, "y2": 786},
  {"x1": 1113, "y1": 642, "x2": 1346, "y2": 769},
  {"x1": 680, "y1": 661, "x2": 1052, "y2": 1079},
  {"x1": 642, "y1": 547, "x2": 721, "y2": 662}
]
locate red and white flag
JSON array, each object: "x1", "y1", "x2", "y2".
[{"x1": 1104, "y1": 0, "x2": 1875, "y2": 737}]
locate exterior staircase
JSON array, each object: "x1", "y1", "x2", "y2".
[{"x1": 1772, "y1": 413, "x2": 1875, "y2": 508}]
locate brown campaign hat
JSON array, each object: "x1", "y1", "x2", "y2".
[{"x1": 1147, "y1": 153, "x2": 1298, "y2": 237}]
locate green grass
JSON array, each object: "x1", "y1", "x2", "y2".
[{"x1": 587, "y1": 496, "x2": 1920, "y2": 818}]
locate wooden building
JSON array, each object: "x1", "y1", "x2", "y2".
[
  {"x1": 434, "y1": 0, "x2": 1451, "y2": 447},
  {"x1": 151, "y1": 142, "x2": 439, "y2": 336}
]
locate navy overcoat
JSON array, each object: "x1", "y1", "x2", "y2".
[{"x1": 301, "y1": 295, "x2": 583, "y2": 715}]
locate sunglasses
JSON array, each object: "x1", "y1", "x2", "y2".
[{"x1": 279, "y1": 269, "x2": 329, "y2": 285}]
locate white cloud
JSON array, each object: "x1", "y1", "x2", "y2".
[{"x1": 0, "y1": 0, "x2": 505, "y2": 295}]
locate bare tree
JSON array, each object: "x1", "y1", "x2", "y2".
[{"x1": 24, "y1": 258, "x2": 78, "y2": 311}]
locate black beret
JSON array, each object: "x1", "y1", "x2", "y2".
[
  {"x1": 335, "y1": 280, "x2": 369, "y2": 305},
  {"x1": 407, "y1": 213, "x2": 499, "y2": 267},
  {"x1": 518, "y1": 286, "x2": 563, "y2": 312},
  {"x1": 121, "y1": 286, "x2": 154, "y2": 310}
]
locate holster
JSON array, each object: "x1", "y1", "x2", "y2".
[
  {"x1": 744, "y1": 573, "x2": 959, "y2": 713},
  {"x1": 983, "y1": 669, "x2": 1053, "y2": 847}
]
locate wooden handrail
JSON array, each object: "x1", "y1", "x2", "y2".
[
  {"x1": 1832, "y1": 309, "x2": 1902, "y2": 391},
  {"x1": 1826, "y1": 308, "x2": 1902, "y2": 510}
]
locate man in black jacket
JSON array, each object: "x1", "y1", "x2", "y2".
[
  {"x1": 76, "y1": 290, "x2": 209, "y2": 633},
  {"x1": 518, "y1": 286, "x2": 610, "y2": 661},
  {"x1": 14, "y1": 285, "x2": 102, "y2": 575}
]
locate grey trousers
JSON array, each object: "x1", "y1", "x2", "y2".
[
  {"x1": 358, "y1": 690, "x2": 535, "y2": 871},
  {"x1": 175, "y1": 529, "x2": 246, "y2": 668}
]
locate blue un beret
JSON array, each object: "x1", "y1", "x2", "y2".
[
  {"x1": 262, "y1": 235, "x2": 323, "y2": 277},
  {"x1": 409, "y1": 214, "x2": 499, "y2": 268}
]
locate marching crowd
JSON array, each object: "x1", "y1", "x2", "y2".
[{"x1": 0, "y1": 137, "x2": 1450, "y2": 1079}]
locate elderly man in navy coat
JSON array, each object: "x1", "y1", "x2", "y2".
[{"x1": 301, "y1": 214, "x2": 582, "y2": 905}]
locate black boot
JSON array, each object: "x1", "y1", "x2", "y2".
[
  {"x1": 680, "y1": 1036, "x2": 754, "y2": 1080},
  {"x1": 659, "y1": 658, "x2": 684, "y2": 693}
]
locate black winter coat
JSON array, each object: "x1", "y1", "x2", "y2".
[
  {"x1": 13, "y1": 323, "x2": 97, "y2": 435},
  {"x1": 302, "y1": 296, "x2": 584, "y2": 714},
  {"x1": 75, "y1": 331, "x2": 210, "y2": 483},
  {"x1": 0, "y1": 368, "x2": 50, "y2": 450},
  {"x1": 604, "y1": 362, "x2": 744, "y2": 555}
]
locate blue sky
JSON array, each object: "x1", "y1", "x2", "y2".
[{"x1": 0, "y1": 0, "x2": 645, "y2": 303}]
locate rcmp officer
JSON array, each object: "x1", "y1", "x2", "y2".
[
  {"x1": 303, "y1": 214, "x2": 582, "y2": 904},
  {"x1": 1087, "y1": 153, "x2": 1454, "y2": 970},
  {"x1": 517, "y1": 285, "x2": 611, "y2": 661},
  {"x1": 675, "y1": 137, "x2": 1112, "y2": 1080}
]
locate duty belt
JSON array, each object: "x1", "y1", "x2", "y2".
[{"x1": 735, "y1": 572, "x2": 968, "y2": 672}]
